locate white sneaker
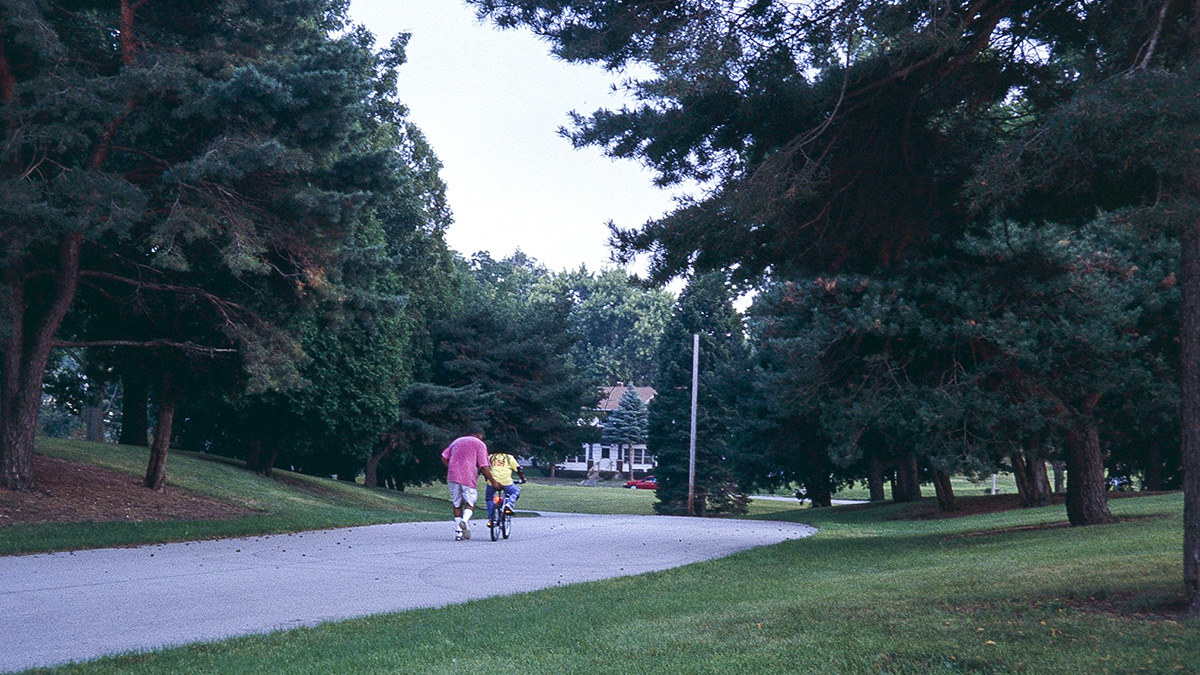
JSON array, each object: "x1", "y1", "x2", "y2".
[{"x1": 460, "y1": 520, "x2": 471, "y2": 540}]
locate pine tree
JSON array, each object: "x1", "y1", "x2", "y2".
[
  {"x1": 602, "y1": 386, "x2": 649, "y2": 480},
  {"x1": 0, "y1": 1, "x2": 436, "y2": 490},
  {"x1": 650, "y1": 272, "x2": 751, "y2": 515},
  {"x1": 746, "y1": 222, "x2": 1177, "y2": 514},
  {"x1": 433, "y1": 253, "x2": 597, "y2": 465}
]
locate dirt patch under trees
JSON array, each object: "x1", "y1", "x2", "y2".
[{"x1": 0, "y1": 454, "x2": 254, "y2": 526}]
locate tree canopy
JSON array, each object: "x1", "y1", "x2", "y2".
[
  {"x1": 470, "y1": 0, "x2": 1063, "y2": 279},
  {"x1": 546, "y1": 267, "x2": 672, "y2": 385}
]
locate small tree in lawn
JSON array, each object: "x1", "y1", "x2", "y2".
[{"x1": 602, "y1": 386, "x2": 648, "y2": 481}]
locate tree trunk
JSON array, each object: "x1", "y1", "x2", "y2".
[
  {"x1": 1180, "y1": 200, "x2": 1200, "y2": 612},
  {"x1": 807, "y1": 478, "x2": 833, "y2": 508},
  {"x1": 260, "y1": 441, "x2": 282, "y2": 478},
  {"x1": 1063, "y1": 418, "x2": 1116, "y2": 526},
  {"x1": 363, "y1": 455, "x2": 380, "y2": 488},
  {"x1": 1029, "y1": 456, "x2": 1052, "y2": 506},
  {"x1": 245, "y1": 435, "x2": 264, "y2": 471},
  {"x1": 867, "y1": 451, "x2": 887, "y2": 501},
  {"x1": 0, "y1": 392, "x2": 38, "y2": 492},
  {"x1": 1012, "y1": 451, "x2": 1053, "y2": 507},
  {"x1": 1, "y1": 234, "x2": 83, "y2": 491},
  {"x1": 1144, "y1": 442, "x2": 1163, "y2": 491},
  {"x1": 118, "y1": 370, "x2": 149, "y2": 446},
  {"x1": 144, "y1": 373, "x2": 177, "y2": 491},
  {"x1": 1012, "y1": 451, "x2": 1032, "y2": 503},
  {"x1": 1052, "y1": 460, "x2": 1066, "y2": 493},
  {"x1": 932, "y1": 469, "x2": 956, "y2": 511},
  {"x1": 245, "y1": 434, "x2": 283, "y2": 477},
  {"x1": 363, "y1": 442, "x2": 394, "y2": 489},
  {"x1": 84, "y1": 405, "x2": 105, "y2": 442},
  {"x1": 893, "y1": 451, "x2": 922, "y2": 502}
]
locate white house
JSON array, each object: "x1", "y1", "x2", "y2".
[{"x1": 556, "y1": 385, "x2": 656, "y2": 477}]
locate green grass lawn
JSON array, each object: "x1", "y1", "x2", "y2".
[
  {"x1": 0, "y1": 438, "x2": 448, "y2": 555},
  {"x1": 412, "y1": 477, "x2": 806, "y2": 517},
  {"x1": 410, "y1": 477, "x2": 662, "y2": 515},
  {"x1": 29, "y1": 490, "x2": 1195, "y2": 674}
]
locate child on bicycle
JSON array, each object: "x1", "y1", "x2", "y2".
[{"x1": 486, "y1": 448, "x2": 525, "y2": 526}]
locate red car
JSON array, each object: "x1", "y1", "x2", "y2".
[{"x1": 624, "y1": 476, "x2": 658, "y2": 490}]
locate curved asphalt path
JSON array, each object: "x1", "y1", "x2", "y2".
[{"x1": 0, "y1": 512, "x2": 815, "y2": 672}]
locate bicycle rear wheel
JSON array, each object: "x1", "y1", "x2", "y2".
[{"x1": 490, "y1": 511, "x2": 500, "y2": 541}]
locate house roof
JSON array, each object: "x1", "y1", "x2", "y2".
[{"x1": 597, "y1": 385, "x2": 656, "y2": 412}]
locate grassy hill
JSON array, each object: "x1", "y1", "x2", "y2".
[{"x1": 0, "y1": 438, "x2": 448, "y2": 555}]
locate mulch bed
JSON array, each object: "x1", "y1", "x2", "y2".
[{"x1": 0, "y1": 454, "x2": 254, "y2": 526}]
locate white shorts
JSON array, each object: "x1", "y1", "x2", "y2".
[{"x1": 448, "y1": 483, "x2": 477, "y2": 508}]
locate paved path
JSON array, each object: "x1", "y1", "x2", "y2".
[{"x1": 0, "y1": 513, "x2": 815, "y2": 672}]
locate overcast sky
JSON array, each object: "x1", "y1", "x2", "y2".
[{"x1": 346, "y1": 0, "x2": 687, "y2": 274}]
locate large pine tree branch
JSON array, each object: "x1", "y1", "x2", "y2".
[
  {"x1": 28, "y1": 234, "x2": 84, "y2": 382},
  {"x1": 52, "y1": 339, "x2": 236, "y2": 355},
  {"x1": 80, "y1": 270, "x2": 255, "y2": 327},
  {"x1": 1134, "y1": 0, "x2": 1172, "y2": 70},
  {"x1": 89, "y1": 0, "x2": 147, "y2": 169}
]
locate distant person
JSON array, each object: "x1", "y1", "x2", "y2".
[
  {"x1": 486, "y1": 448, "x2": 526, "y2": 527},
  {"x1": 441, "y1": 425, "x2": 500, "y2": 541}
]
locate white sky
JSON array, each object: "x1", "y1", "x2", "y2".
[{"x1": 347, "y1": 0, "x2": 687, "y2": 274}]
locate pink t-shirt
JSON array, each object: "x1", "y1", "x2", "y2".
[{"x1": 442, "y1": 436, "x2": 489, "y2": 486}]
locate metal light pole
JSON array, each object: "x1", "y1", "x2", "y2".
[{"x1": 688, "y1": 333, "x2": 699, "y2": 516}]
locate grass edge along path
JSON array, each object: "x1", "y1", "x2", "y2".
[
  {"x1": 0, "y1": 438, "x2": 448, "y2": 555},
  {"x1": 33, "y1": 493, "x2": 1195, "y2": 675}
]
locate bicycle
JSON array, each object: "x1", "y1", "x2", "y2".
[{"x1": 489, "y1": 489, "x2": 513, "y2": 541}]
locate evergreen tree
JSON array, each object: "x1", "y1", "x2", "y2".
[
  {"x1": 0, "y1": 0, "x2": 402, "y2": 489},
  {"x1": 747, "y1": 222, "x2": 1178, "y2": 514},
  {"x1": 172, "y1": 36, "x2": 457, "y2": 486},
  {"x1": 601, "y1": 386, "x2": 648, "y2": 480},
  {"x1": 433, "y1": 253, "x2": 596, "y2": 465},
  {"x1": 650, "y1": 272, "x2": 751, "y2": 515},
  {"x1": 468, "y1": 0, "x2": 1048, "y2": 280},
  {"x1": 367, "y1": 383, "x2": 493, "y2": 489},
  {"x1": 965, "y1": 0, "x2": 1199, "y2": 606}
]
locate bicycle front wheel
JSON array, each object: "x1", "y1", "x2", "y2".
[{"x1": 501, "y1": 511, "x2": 511, "y2": 539}]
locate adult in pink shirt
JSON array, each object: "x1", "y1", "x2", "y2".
[{"x1": 440, "y1": 425, "x2": 499, "y2": 540}]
